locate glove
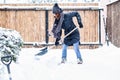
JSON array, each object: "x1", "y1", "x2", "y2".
[
  {"x1": 79, "y1": 22, "x2": 83, "y2": 28},
  {"x1": 55, "y1": 41, "x2": 59, "y2": 46},
  {"x1": 55, "y1": 38, "x2": 60, "y2": 46}
]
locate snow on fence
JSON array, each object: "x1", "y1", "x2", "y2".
[
  {"x1": 0, "y1": 3, "x2": 103, "y2": 49},
  {"x1": 107, "y1": 0, "x2": 120, "y2": 47}
]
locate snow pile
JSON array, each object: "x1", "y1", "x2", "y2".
[{"x1": 5, "y1": 43, "x2": 119, "y2": 80}]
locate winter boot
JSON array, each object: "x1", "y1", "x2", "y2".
[
  {"x1": 61, "y1": 58, "x2": 66, "y2": 63},
  {"x1": 77, "y1": 58, "x2": 83, "y2": 64}
]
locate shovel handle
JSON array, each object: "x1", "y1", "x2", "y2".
[
  {"x1": 63, "y1": 27, "x2": 78, "y2": 39},
  {"x1": 60, "y1": 27, "x2": 78, "y2": 43}
]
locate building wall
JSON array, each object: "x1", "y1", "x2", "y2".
[
  {"x1": 107, "y1": 0, "x2": 120, "y2": 47},
  {"x1": 0, "y1": 0, "x2": 100, "y2": 4}
]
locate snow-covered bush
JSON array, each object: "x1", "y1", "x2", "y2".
[
  {"x1": 0, "y1": 27, "x2": 23, "y2": 79},
  {"x1": 0, "y1": 27, "x2": 23, "y2": 62}
]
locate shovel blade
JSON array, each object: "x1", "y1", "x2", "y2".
[{"x1": 35, "y1": 48, "x2": 48, "y2": 56}]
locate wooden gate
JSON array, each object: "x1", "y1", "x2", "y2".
[{"x1": 0, "y1": 3, "x2": 103, "y2": 48}]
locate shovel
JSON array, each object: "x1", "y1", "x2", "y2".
[
  {"x1": 35, "y1": 27, "x2": 78, "y2": 56},
  {"x1": 1, "y1": 55, "x2": 13, "y2": 80}
]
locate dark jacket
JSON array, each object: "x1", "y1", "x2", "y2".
[{"x1": 53, "y1": 11, "x2": 83, "y2": 46}]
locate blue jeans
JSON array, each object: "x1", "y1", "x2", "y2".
[{"x1": 62, "y1": 41, "x2": 82, "y2": 59}]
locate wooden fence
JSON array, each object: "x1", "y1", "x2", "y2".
[
  {"x1": 0, "y1": 3, "x2": 102, "y2": 48},
  {"x1": 107, "y1": 1, "x2": 120, "y2": 47}
]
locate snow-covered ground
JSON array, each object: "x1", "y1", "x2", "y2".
[{"x1": 1, "y1": 43, "x2": 120, "y2": 80}]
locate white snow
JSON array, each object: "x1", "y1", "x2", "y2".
[{"x1": 1, "y1": 43, "x2": 120, "y2": 80}]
